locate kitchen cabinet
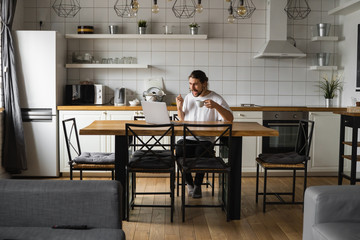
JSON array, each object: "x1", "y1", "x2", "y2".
[
  {"x1": 308, "y1": 112, "x2": 340, "y2": 175},
  {"x1": 233, "y1": 111, "x2": 262, "y2": 173},
  {"x1": 59, "y1": 110, "x2": 135, "y2": 173}
]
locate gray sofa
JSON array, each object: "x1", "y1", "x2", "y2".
[
  {"x1": 303, "y1": 185, "x2": 360, "y2": 240},
  {"x1": 0, "y1": 179, "x2": 125, "y2": 240}
]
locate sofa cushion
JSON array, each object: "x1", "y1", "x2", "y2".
[
  {"x1": 0, "y1": 227, "x2": 125, "y2": 240},
  {"x1": 312, "y1": 223, "x2": 360, "y2": 240},
  {"x1": 0, "y1": 180, "x2": 122, "y2": 228}
]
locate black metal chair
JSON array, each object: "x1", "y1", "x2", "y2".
[
  {"x1": 126, "y1": 123, "x2": 175, "y2": 222},
  {"x1": 255, "y1": 119, "x2": 315, "y2": 212},
  {"x1": 176, "y1": 123, "x2": 232, "y2": 222},
  {"x1": 62, "y1": 118, "x2": 115, "y2": 180},
  {"x1": 173, "y1": 113, "x2": 215, "y2": 197}
]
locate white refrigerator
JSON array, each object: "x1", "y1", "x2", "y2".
[{"x1": 13, "y1": 31, "x2": 66, "y2": 177}]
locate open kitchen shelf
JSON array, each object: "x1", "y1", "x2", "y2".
[
  {"x1": 66, "y1": 64, "x2": 149, "y2": 69},
  {"x1": 328, "y1": 0, "x2": 360, "y2": 15},
  {"x1": 309, "y1": 66, "x2": 338, "y2": 71},
  {"x1": 66, "y1": 34, "x2": 208, "y2": 40},
  {"x1": 311, "y1": 36, "x2": 339, "y2": 41}
]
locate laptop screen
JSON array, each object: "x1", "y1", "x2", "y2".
[{"x1": 141, "y1": 101, "x2": 171, "y2": 124}]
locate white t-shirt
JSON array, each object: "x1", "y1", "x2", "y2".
[{"x1": 181, "y1": 91, "x2": 232, "y2": 142}]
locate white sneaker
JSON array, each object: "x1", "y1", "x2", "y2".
[
  {"x1": 187, "y1": 184, "x2": 194, "y2": 197},
  {"x1": 193, "y1": 185, "x2": 202, "y2": 198}
]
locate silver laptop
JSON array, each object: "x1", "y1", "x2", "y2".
[{"x1": 141, "y1": 101, "x2": 171, "y2": 124}]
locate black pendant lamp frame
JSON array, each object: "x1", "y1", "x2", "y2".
[
  {"x1": 114, "y1": 0, "x2": 138, "y2": 18},
  {"x1": 172, "y1": 0, "x2": 196, "y2": 19},
  {"x1": 52, "y1": 0, "x2": 81, "y2": 18},
  {"x1": 230, "y1": 0, "x2": 256, "y2": 20},
  {"x1": 284, "y1": 0, "x2": 311, "y2": 20}
]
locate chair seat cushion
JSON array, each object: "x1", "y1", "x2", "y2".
[
  {"x1": 129, "y1": 150, "x2": 173, "y2": 169},
  {"x1": 177, "y1": 157, "x2": 229, "y2": 171},
  {"x1": 73, "y1": 152, "x2": 115, "y2": 164},
  {"x1": 258, "y1": 151, "x2": 306, "y2": 164}
]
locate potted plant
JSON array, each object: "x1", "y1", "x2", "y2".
[
  {"x1": 138, "y1": 20, "x2": 147, "y2": 34},
  {"x1": 319, "y1": 73, "x2": 343, "y2": 107},
  {"x1": 189, "y1": 23, "x2": 199, "y2": 35}
]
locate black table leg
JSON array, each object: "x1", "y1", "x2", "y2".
[
  {"x1": 115, "y1": 135, "x2": 128, "y2": 220},
  {"x1": 338, "y1": 116, "x2": 345, "y2": 185},
  {"x1": 229, "y1": 136, "x2": 242, "y2": 220}
]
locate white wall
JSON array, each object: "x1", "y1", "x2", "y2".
[
  {"x1": 13, "y1": 0, "x2": 340, "y2": 107},
  {"x1": 337, "y1": 10, "x2": 360, "y2": 106}
]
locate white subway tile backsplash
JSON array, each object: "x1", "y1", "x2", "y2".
[
  {"x1": 251, "y1": 81, "x2": 265, "y2": 95},
  {"x1": 237, "y1": 67, "x2": 251, "y2": 81},
  {"x1": 237, "y1": 24, "x2": 252, "y2": 38},
  {"x1": 208, "y1": 66, "x2": 223, "y2": 81},
  {"x1": 237, "y1": 39, "x2": 251, "y2": 53},
  {"x1": 265, "y1": 81, "x2": 279, "y2": 95},
  {"x1": 279, "y1": 82, "x2": 292, "y2": 95},
  {"x1": 166, "y1": 52, "x2": 180, "y2": 66},
  {"x1": 19, "y1": 0, "x2": 336, "y2": 106},
  {"x1": 293, "y1": 82, "x2": 306, "y2": 95},
  {"x1": 251, "y1": 67, "x2": 265, "y2": 81},
  {"x1": 237, "y1": 81, "x2": 251, "y2": 95},
  {"x1": 251, "y1": 24, "x2": 266, "y2": 39},
  {"x1": 278, "y1": 96, "x2": 292, "y2": 106},
  {"x1": 180, "y1": 52, "x2": 194, "y2": 66},
  {"x1": 293, "y1": 68, "x2": 307, "y2": 82},
  {"x1": 265, "y1": 67, "x2": 279, "y2": 81},
  {"x1": 194, "y1": 52, "x2": 209, "y2": 66}
]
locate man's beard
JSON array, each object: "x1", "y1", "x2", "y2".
[{"x1": 190, "y1": 89, "x2": 203, "y2": 97}]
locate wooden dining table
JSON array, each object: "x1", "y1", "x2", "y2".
[{"x1": 80, "y1": 120, "x2": 278, "y2": 220}]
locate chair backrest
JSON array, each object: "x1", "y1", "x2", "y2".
[
  {"x1": 180, "y1": 123, "x2": 232, "y2": 167},
  {"x1": 295, "y1": 119, "x2": 314, "y2": 158},
  {"x1": 126, "y1": 123, "x2": 175, "y2": 162},
  {"x1": 62, "y1": 118, "x2": 81, "y2": 162}
]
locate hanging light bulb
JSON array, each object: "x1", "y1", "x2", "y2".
[
  {"x1": 237, "y1": 0, "x2": 247, "y2": 16},
  {"x1": 196, "y1": 0, "x2": 203, "y2": 13},
  {"x1": 152, "y1": 0, "x2": 159, "y2": 13},
  {"x1": 132, "y1": 0, "x2": 139, "y2": 12},
  {"x1": 227, "y1": 1, "x2": 235, "y2": 23}
]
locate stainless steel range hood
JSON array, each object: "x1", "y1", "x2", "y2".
[{"x1": 254, "y1": 0, "x2": 306, "y2": 59}]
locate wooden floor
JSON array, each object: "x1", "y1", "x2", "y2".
[{"x1": 63, "y1": 175, "x2": 339, "y2": 240}]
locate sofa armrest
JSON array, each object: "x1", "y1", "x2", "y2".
[{"x1": 303, "y1": 185, "x2": 360, "y2": 240}]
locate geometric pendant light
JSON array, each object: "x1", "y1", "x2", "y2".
[
  {"x1": 231, "y1": 0, "x2": 256, "y2": 19},
  {"x1": 114, "y1": 0, "x2": 139, "y2": 18},
  {"x1": 284, "y1": 0, "x2": 311, "y2": 20},
  {"x1": 172, "y1": 0, "x2": 196, "y2": 19},
  {"x1": 52, "y1": 0, "x2": 81, "y2": 18}
]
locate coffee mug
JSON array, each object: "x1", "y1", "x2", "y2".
[{"x1": 195, "y1": 100, "x2": 204, "y2": 107}]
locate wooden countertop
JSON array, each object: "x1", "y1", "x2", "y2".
[{"x1": 58, "y1": 105, "x2": 347, "y2": 112}]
